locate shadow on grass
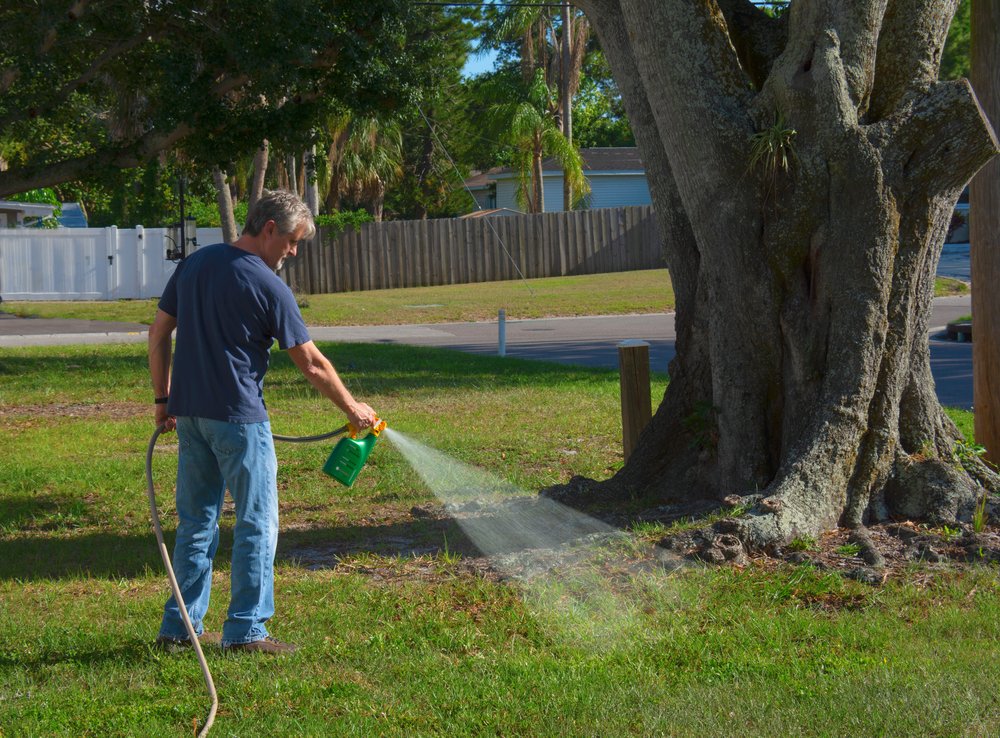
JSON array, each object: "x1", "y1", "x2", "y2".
[
  {"x1": 0, "y1": 517, "x2": 481, "y2": 582},
  {"x1": 0, "y1": 531, "x2": 168, "y2": 581},
  {"x1": 0, "y1": 497, "x2": 627, "y2": 581},
  {"x1": 0, "y1": 493, "x2": 95, "y2": 533},
  {"x1": 0, "y1": 643, "x2": 152, "y2": 669}
]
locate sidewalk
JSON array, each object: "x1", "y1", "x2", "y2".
[{"x1": 0, "y1": 297, "x2": 974, "y2": 409}]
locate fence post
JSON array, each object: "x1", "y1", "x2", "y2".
[
  {"x1": 618, "y1": 340, "x2": 652, "y2": 461},
  {"x1": 106, "y1": 225, "x2": 118, "y2": 299}
]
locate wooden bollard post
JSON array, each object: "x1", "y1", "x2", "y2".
[{"x1": 618, "y1": 340, "x2": 652, "y2": 461}]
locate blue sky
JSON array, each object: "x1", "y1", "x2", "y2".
[{"x1": 462, "y1": 47, "x2": 499, "y2": 78}]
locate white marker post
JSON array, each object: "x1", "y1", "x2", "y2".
[{"x1": 498, "y1": 309, "x2": 506, "y2": 357}]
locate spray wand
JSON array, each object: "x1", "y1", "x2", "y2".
[{"x1": 145, "y1": 416, "x2": 386, "y2": 736}]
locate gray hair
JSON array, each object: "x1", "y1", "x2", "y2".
[{"x1": 243, "y1": 189, "x2": 316, "y2": 240}]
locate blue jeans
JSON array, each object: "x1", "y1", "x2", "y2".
[{"x1": 158, "y1": 417, "x2": 279, "y2": 646}]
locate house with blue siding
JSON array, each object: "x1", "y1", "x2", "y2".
[{"x1": 464, "y1": 148, "x2": 651, "y2": 213}]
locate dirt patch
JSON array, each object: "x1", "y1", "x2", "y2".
[
  {"x1": 663, "y1": 515, "x2": 1000, "y2": 585},
  {"x1": 279, "y1": 494, "x2": 1000, "y2": 588},
  {"x1": 0, "y1": 402, "x2": 146, "y2": 421}
]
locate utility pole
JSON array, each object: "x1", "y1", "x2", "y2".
[
  {"x1": 561, "y1": 1, "x2": 573, "y2": 211},
  {"x1": 971, "y1": 0, "x2": 1000, "y2": 463}
]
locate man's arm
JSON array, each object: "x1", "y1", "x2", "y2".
[
  {"x1": 148, "y1": 308, "x2": 177, "y2": 431},
  {"x1": 287, "y1": 341, "x2": 377, "y2": 429}
]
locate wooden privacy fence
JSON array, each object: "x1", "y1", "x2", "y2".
[{"x1": 281, "y1": 205, "x2": 663, "y2": 295}]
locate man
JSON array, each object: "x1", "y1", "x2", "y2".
[{"x1": 148, "y1": 189, "x2": 376, "y2": 655}]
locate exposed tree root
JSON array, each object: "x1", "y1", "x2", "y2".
[{"x1": 847, "y1": 528, "x2": 886, "y2": 569}]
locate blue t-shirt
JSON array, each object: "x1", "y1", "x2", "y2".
[{"x1": 158, "y1": 244, "x2": 311, "y2": 423}]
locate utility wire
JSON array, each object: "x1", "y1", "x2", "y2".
[
  {"x1": 417, "y1": 106, "x2": 535, "y2": 297},
  {"x1": 415, "y1": 2, "x2": 572, "y2": 7},
  {"x1": 416, "y1": 1, "x2": 790, "y2": 6}
]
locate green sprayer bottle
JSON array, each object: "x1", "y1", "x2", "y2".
[{"x1": 323, "y1": 418, "x2": 387, "y2": 487}]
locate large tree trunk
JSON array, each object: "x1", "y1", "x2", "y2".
[
  {"x1": 567, "y1": 0, "x2": 1000, "y2": 547},
  {"x1": 971, "y1": 0, "x2": 1000, "y2": 464}
]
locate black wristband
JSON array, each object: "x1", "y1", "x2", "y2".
[{"x1": 154, "y1": 396, "x2": 169, "y2": 404}]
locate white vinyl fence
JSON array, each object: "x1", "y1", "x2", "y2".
[{"x1": 0, "y1": 227, "x2": 222, "y2": 301}]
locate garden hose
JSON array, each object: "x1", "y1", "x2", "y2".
[{"x1": 145, "y1": 421, "x2": 350, "y2": 737}]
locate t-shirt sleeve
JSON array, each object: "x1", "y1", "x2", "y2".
[
  {"x1": 158, "y1": 262, "x2": 181, "y2": 317},
  {"x1": 270, "y1": 281, "x2": 312, "y2": 350}
]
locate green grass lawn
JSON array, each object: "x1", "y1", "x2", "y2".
[
  {"x1": 0, "y1": 342, "x2": 994, "y2": 736},
  {"x1": 0, "y1": 270, "x2": 968, "y2": 327},
  {"x1": 1, "y1": 269, "x2": 676, "y2": 326}
]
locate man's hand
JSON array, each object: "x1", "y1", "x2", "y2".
[
  {"x1": 347, "y1": 402, "x2": 377, "y2": 430},
  {"x1": 156, "y1": 405, "x2": 177, "y2": 432}
]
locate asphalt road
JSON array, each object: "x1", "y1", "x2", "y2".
[
  {"x1": 0, "y1": 296, "x2": 975, "y2": 410},
  {"x1": 939, "y1": 242, "x2": 971, "y2": 283}
]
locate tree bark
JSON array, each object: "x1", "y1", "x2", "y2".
[
  {"x1": 533, "y1": 135, "x2": 545, "y2": 213},
  {"x1": 371, "y1": 177, "x2": 386, "y2": 222},
  {"x1": 286, "y1": 154, "x2": 298, "y2": 196},
  {"x1": 304, "y1": 146, "x2": 320, "y2": 216},
  {"x1": 563, "y1": 0, "x2": 1000, "y2": 547},
  {"x1": 971, "y1": 0, "x2": 1000, "y2": 465},
  {"x1": 249, "y1": 140, "x2": 269, "y2": 210},
  {"x1": 213, "y1": 167, "x2": 239, "y2": 244}
]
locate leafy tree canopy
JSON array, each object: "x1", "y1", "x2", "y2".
[
  {"x1": 940, "y1": 0, "x2": 971, "y2": 80},
  {"x1": 0, "y1": 0, "x2": 428, "y2": 198},
  {"x1": 573, "y1": 50, "x2": 635, "y2": 148}
]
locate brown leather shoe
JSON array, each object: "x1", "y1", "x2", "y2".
[
  {"x1": 154, "y1": 631, "x2": 222, "y2": 652},
  {"x1": 223, "y1": 636, "x2": 299, "y2": 655}
]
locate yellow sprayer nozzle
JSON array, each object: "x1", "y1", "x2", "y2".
[{"x1": 347, "y1": 417, "x2": 386, "y2": 439}]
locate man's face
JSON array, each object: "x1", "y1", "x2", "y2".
[{"x1": 261, "y1": 220, "x2": 307, "y2": 271}]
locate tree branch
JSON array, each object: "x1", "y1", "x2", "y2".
[
  {"x1": 870, "y1": 0, "x2": 960, "y2": 121},
  {"x1": 758, "y1": 0, "x2": 886, "y2": 124},
  {"x1": 577, "y1": 0, "x2": 699, "y2": 280},
  {"x1": 826, "y1": 0, "x2": 889, "y2": 115},
  {"x1": 0, "y1": 30, "x2": 163, "y2": 130},
  {"x1": 609, "y1": 0, "x2": 754, "y2": 190},
  {"x1": 0, "y1": 124, "x2": 191, "y2": 198},
  {"x1": 579, "y1": 0, "x2": 714, "y2": 410},
  {"x1": 879, "y1": 79, "x2": 999, "y2": 193},
  {"x1": 0, "y1": 79, "x2": 331, "y2": 198}
]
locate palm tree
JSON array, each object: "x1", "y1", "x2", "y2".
[
  {"x1": 483, "y1": 4, "x2": 591, "y2": 209},
  {"x1": 323, "y1": 115, "x2": 403, "y2": 221},
  {"x1": 491, "y1": 70, "x2": 589, "y2": 213},
  {"x1": 322, "y1": 111, "x2": 353, "y2": 213}
]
